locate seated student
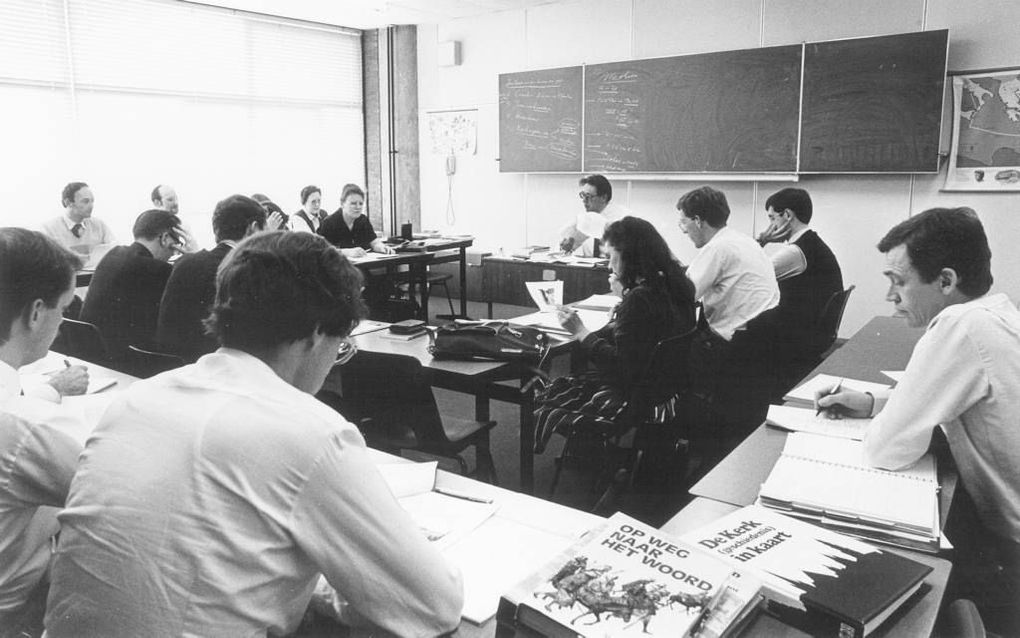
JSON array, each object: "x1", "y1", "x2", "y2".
[
  {"x1": 157, "y1": 195, "x2": 267, "y2": 361},
  {"x1": 534, "y1": 216, "x2": 696, "y2": 453},
  {"x1": 559, "y1": 174, "x2": 627, "y2": 257},
  {"x1": 40, "y1": 182, "x2": 115, "y2": 262},
  {"x1": 46, "y1": 231, "x2": 463, "y2": 637},
  {"x1": 816, "y1": 207, "x2": 1019, "y2": 633},
  {"x1": 318, "y1": 183, "x2": 394, "y2": 256},
  {"x1": 0, "y1": 228, "x2": 86, "y2": 637},
  {"x1": 289, "y1": 185, "x2": 325, "y2": 233},
  {"x1": 79, "y1": 209, "x2": 183, "y2": 362},
  {"x1": 757, "y1": 188, "x2": 843, "y2": 392}
]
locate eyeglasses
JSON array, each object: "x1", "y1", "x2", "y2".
[
  {"x1": 336, "y1": 338, "x2": 358, "y2": 365},
  {"x1": 578, "y1": 192, "x2": 600, "y2": 201}
]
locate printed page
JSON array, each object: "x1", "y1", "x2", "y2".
[{"x1": 525, "y1": 280, "x2": 563, "y2": 311}]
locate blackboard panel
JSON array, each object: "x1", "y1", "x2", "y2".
[
  {"x1": 800, "y1": 30, "x2": 948, "y2": 173},
  {"x1": 498, "y1": 67, "x2": 583, "y2": 172},
  {"x1": 583, "y1": 46, "x2": 802, "y2": 173}
]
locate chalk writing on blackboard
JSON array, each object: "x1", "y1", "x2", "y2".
[{"x1": 499, "y1": 67, "x2": 583, "y2": 172}]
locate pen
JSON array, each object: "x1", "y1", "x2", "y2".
[
  {"x1": 434, "y1": 487, "x2": 494, "y2": 504},
  {"x1": 816, "y1": 378, "x2": 844, "y2": 416}
]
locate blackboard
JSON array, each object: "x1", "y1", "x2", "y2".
[
  {"x1": 498, "y1": 67, "x2": 583, "y2": 172},
  {"x1": 799, "y1": 30, "x2": 948, "y2": 172},
  {"x1": 583, "y1": 46, "x2": 802, "y2": 173}
]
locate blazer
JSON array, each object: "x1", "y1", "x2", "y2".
[{"x1": 156, "y1": 242, "x2": 232, "y2": 361}]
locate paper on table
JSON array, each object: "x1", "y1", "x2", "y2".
[
  {"x1": 882, "y1": 370, "x2": 905, "y2": 382},
  {"x1": 512, "y1": 309, "x2": 610, "y2": 334},
  {"x1": 570, "y1": 293, "x2": 620, "y2": 312},
  {"x1": 350, "y1": 319, "x2": 390, "y2": 336},
  {"x1": 524, "y1": 280, "x2": 563, "y2": 312},
  {"x1": 784, "y1": 373, "x2": 891, "y2": 403},
  {"x1": 765, "y1": 404, "x2": 871, "y2": 440}
]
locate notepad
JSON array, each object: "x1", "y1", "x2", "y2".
[
  {"x1": 784, "y1": 373, "x2": 891, "y2": 403},
  {"x1": 765, "y1": 404, "x2": 871, "y2": 440},
  {"x1": 758, "y1": 433, "x2": 940, "y2": 553},
  {"x1": 569, "y1": 293, "x2": 620, "y2": 312}
]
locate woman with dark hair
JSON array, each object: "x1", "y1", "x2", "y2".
[
  {"x1": 318, "y1": 184, "x2": 393, "y2": 256},
  {"x1": 534, "y1": 216, "x2": 697, "y2": 453},
  {"x1": 291, "y1": 185, "x2": 325, "y2": 233}
]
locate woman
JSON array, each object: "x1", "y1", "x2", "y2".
[
  {"x1": 318, "y1": 184, "x2": 393, "y2": 256},
  {"x1": 534, "y1": 216, "x2": 697, "y2": 453},
  {"x1": 291, "y1": 185, "x2": 325, "y2": 233}
]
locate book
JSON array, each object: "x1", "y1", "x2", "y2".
[
  {"x1": 757, "y1": 433, "x2": 941, "y2": 553},
  {"x1": 765, "y1": 404, "x2": 871, "y2": 440},
  {"x1": 693, "y1": 571, "x2": 765, "y2": 638},
  {"x1": 783, "y1": 373, "x2": 891, "y2": 404},
  {"x1": 679, "y1": 505, "x2": 933, "y2": 638},
  {"x1": 502, "y1": 512, "x2": 758, "y2": 637}
]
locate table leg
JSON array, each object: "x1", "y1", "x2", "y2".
[
  {"x1": 459, "y1": 246, "x2": 468, "y2": 318},
  {"x1": 518, "y1": 372, "x2": 535, "y2": 494},
  {"x1": 414, "y1": 262, "x2": 429, "y2": 321}
]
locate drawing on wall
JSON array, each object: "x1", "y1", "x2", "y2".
[
  {"x1": 427, "y1": 109, "x2": 477, "y2": 156},
  {"x1": 945, "y1": 69, "x2": 1020, "y2": 191}
]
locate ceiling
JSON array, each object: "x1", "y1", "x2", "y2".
[{"x1": 188, "y1": 0, "x2": 560, "y2": 29}]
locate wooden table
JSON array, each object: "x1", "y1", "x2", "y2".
[{"x1": 482, "y1": 256, "x2": 610, "y2": 317}]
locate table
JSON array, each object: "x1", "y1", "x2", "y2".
[{"x1": 482, "y1": 256, "x2": 610, "y2": 317}]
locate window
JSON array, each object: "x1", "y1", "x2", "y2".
[{"x1": 0, "y1": 0, "x2": 364, "y2": 247}]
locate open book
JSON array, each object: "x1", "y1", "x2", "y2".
[{"x1": 758, "y1": 433, "x2": 940, "y2": 553}]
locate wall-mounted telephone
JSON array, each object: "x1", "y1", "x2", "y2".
[{"x1": 445, "y1": 153, "x2": 457, "y2": 176}]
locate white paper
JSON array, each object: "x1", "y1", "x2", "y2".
[
  {"x1": 881, "y1": 370, "x2": 905, "y2": 382},
  {"x1": 524, "y1": 280, "x2": 563, "y2": 311},
  {"x1": 784, "y1": 373, "x2": 890, "y2": 403},
  {"x1": 765, "y1": 404, "x2": 871, "y2": 440}
]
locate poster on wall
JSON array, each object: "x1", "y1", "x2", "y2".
[
  {"x1": 427, "y1": 109, "x2": 477, "y2": 156},
  {"x1": 945, "y1": 69, "x2": 1020, "y2": 190}
]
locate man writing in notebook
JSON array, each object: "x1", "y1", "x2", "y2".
[{"x1": 816, "y1": 207, "x2": 1020, "y2": 632}]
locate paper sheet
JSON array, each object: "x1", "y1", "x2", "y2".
[
  {"x1": 765, "y1": 404, "x2": 871, "y2": 440},
  {"x1": 784, "y1": 373, "x2": 891, "y2": 403},
  {"x1": 524, "y1": 280, "x2": 563, "y2": 311}
]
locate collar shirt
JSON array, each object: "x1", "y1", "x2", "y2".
[
  {"x1": 39, "y1": 214, "x2": 116, "y2": 259},
  {"x1": 686, "y1": 226, "x2": 780, "y2": 340},
  {"x1": 863, "y1": 293, "x2": 1020, "y2": 543},
  {"x1": 559, "y1": 202, "x2": 628, "y2": 257},
  {"x1": 46, "y1": 348, "x2": 463, "y2": 637}
]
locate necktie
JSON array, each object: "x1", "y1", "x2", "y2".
[{"x1": 71, "y1": 223, "x2": 83, "y2": 238}]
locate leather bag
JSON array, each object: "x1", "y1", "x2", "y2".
[{"x1": 428, "y1": 321, "x2": 549, "y2": 363}]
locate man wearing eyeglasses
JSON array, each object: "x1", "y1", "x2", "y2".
[
  {"x1": 559, "y1": 174, "x2": 627, "y2": 256},
  {"x1": 80, "y1": 209, "x2": 184, "y2": 365},
  {"x1": 47, "y1": 231, "x2": 463, "y2": 637}
]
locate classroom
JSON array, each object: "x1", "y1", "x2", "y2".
[{"x1": 1, "y1": 0, "x2": 1018, "y2": 636}]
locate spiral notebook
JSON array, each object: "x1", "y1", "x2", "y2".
[{"x1": 758, "y1": 433, "x2": 940, "y2": 553}]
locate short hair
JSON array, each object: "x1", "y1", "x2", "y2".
[
  {"x1": 0, "y1": 228, "x2": 82, "y2": 343},
  {"x1": 61, "y1": 181, "x2": 89, "y2": 207},
  {"x1": 132, "y1": 209, "x2": 181, "y2": 241},
  {"x1": 150, "y1": 184, "x2": 164, "y2": 205},
  {"x1": 204, "y1": 231, "x2": 367, "y2": 351},
  {"x1": 877, "y1": 207, "x2": 993, "y2": 298},
  {"x1": 300, "y1": 185, "x2": 321, "y2": 205},
  {"x1": 765, "y1": 187, "x2": 813, "y2": 224},
  {"x1": 212, "y1": 195, "x2": 268, "y2": 242},
  {"x1": 578, "y1": 174, "x2": 612, "y2": 202},
  {"x1": 676, "y1": 186, "x2": 730, "y2": 228},
  {"x1": 340, "y1": 183, "x2": 364, "y2": 203},
  {"x1": 603, "y1": 216, "x2": 694, "y2": 307}
]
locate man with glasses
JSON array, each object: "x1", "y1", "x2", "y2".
[
  {"x1": 80, "y1": 209, "x2": 184, "y2": 364},
  {"x1": 46, "y1": 231, "x2": 463, "y2": 637},
  {"x1": 559, "y1": 174, "x2": 627, "y2": 256}
]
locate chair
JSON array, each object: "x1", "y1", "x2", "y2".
[
  {"x1": 122, "y1": 345, "x2": 186, "y2": 379},
  {"x1": 396, "y1": 271, "x2": 456, "y2": 318},
  {"x1": 548, "y1": 327, "x2": 699, "y2": 510},
  {"x1": 937, "y1": 599, "x2": 987, "y2": 638},
  {"x1": 818, "y1": 285, "x2": 855, "y2": 358},
  {"x1": 333, "y1": 350, "x2": 498, "y2": 483},
  {"x1": 51, "y1": 318, "x2": 110, "y2": 364}
]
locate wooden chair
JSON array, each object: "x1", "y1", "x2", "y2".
[
  {"x1": 122, "y1": 345, "x2": 186, "y2": 379},
  {"x1": 333, "y1": 350, "x2": 498, "y2": 483},
  {"x1": 51, "y1": 318, "x2": 110, "y2": 364}
]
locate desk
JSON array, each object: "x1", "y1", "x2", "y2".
[{"x1": 482, "y1": 257, "x2": 609, "y2": 317}]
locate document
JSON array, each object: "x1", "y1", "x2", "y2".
[
  {"x1": 524, "y1": 280, "x2": 563, "y2": 311},
  {"x1": 784, "y1": 373, "x2": 890, "y2": 404},
  {"x1": 569, "y1": 293, "x2": 620, "y2": 312},
  {"x1": 511, "y1": 309, "x2": 610, "y2": 334},
  {"x1": 765, "y1": 404, "x2": 871, "y2": 440}
]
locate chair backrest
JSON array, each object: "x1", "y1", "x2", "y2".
[
  {"x1": 338, "y1": 350, "x2": 449, "y2": 445},
  {"x1": 818, "y1": 285, "x2": 855, "y2": 344},
  {"x1": 629, "y1": 326, "x2": 700, "y2": 413},
  {"x1": 123, "y1": 345, "x2": 186, "y2": 379},
  {"x1": 52, "y1": 318, "x2": 109, "y2": 363}
]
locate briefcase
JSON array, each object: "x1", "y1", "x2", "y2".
[{"x1": 429, "y1": 322, "x2": 548, "y2": 363}]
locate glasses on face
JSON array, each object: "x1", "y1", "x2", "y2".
[{"x1": 336, "y1": 338, "x2": 358, "y2": 365}]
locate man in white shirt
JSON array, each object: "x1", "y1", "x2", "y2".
[
  {"x1": 0, "y1": 228, "x2": 86, "y2": 637},
  {"x1": 817, "y1": 207, "x2": 1020, "y2": 633},
  {"x1": 560, "y1": 174, "x2": 627, "y2": 257},
  {"x1": 40, "y1": 182, "x2": 116, "y2": 262},
  {"x1": 46, "y1": 231, "x2": 464, "y2": 637}
]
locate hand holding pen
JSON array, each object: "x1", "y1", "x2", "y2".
[
  {"x1": 814, "y1": 379, "x2": 874, "y2": 419},
  {"x1": 47, "y1": 358, "x2": 90, "y2": 397}
]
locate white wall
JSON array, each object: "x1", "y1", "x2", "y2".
[{"x1": 416, "y1": 0, "x2": 1020, "y2": 337}]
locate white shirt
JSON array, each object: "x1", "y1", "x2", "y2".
[
  {"x1": 863, "y1": 294, "x2": 1020, "y2": 543},
  {"x1": 39, "y1": 214, "x2": 116, "y2": 260},
  {"x1": 686, "y1": 226, "x2": 780, "y2": 340},
  {"x1": 769, "y1": 227, "x2": 809, "y2": 281},
  {"x1": 559, "y1": 202, "x2": 627, "y2": 257},
  {"x1": 46, "y1": 349, "x2": 464, "y2": 638}
]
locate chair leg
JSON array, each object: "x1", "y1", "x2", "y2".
[
  {"x1": 433, "y1": 279, "x2": 456, "y2": 317},
  {"x1": 549, "y1": 456, "x2": 565, "y2": 496}
]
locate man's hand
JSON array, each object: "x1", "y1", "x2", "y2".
[
  {"x1": 814, "y1": 385, "x2": 873, "y2": 419},
  {"x1": 559, "y1": 236, "x2": 575, "y2": 253},
  {"x1": 341, "y1": 247, "x2": 367, "y2": 259},
  {"x1": 265, "y1": 211, "x2": 285, "y2": 231},
  {"x1": 756, "y1": 218, "x2": 792, "y2": 246},
  {"x1": 48, "y1": 365, "x2": 90, "y2": 397}
]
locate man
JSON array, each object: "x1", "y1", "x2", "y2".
[
  {"x1": 757, "y1": 188, "x2": 844, "y2": 391},
  {"x1": 151, "y1": 183, "x2": 201, "y2": 252},
  {"x1": 80, "y1": 209, "x2": 183, "y2": 362},
  {"x1": 816, "y1": 207, "x2": 1019, "y2": 632},
  {"x1": 40, "y1": 182, "x2": 116, "y2": 261},
  {"x1": 0, "y1": 228, "x2": 87, "y2": 636},
  {"x1": 46, "y1": 232, "x2": 464, "y2": 637},
  {"x1": 250, "y1": 192, "x2": 289, "y2": 229},
  {"x1": 157, "y1": 195, "x2": 267, "y2": 361},
  {"x1": 559, "y1": 174, "x2": 626, "y2": 256}
]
